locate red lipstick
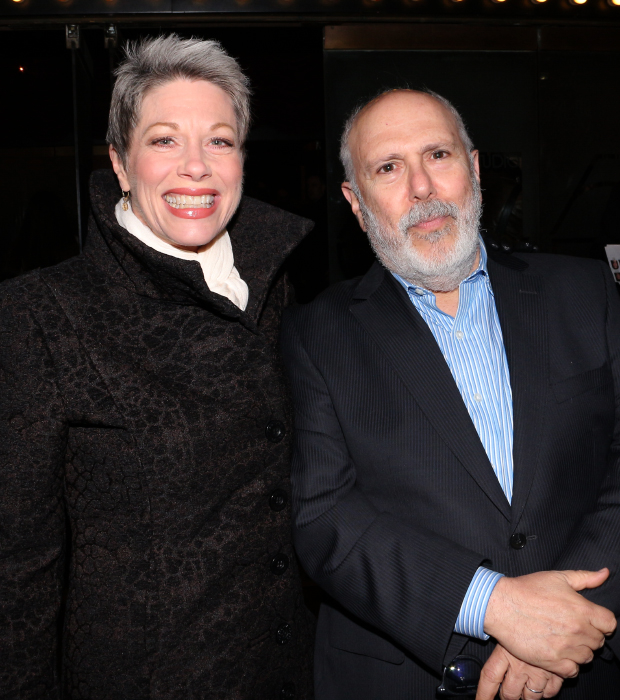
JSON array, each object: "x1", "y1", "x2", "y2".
[{"x1": 162, "y1": 188, "x2": 219, "y2": 219}]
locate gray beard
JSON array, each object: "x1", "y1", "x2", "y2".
[{"x1": 358, "y1": 176, "x2": 483, "y2": 293}]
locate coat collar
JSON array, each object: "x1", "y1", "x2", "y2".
[
  {"x1": 86, "y1": 169, "x2": 313, "y2": 329},
  {"x1": 350, "y1": 251, "x2": 548, "y2": 523}
]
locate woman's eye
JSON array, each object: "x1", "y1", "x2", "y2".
[
  {"x1": 211, "y1": 138, "x2": 233, "y2": 148},
  {"x1": 152, "y1": 137, "x2": 174, "y2": 146}
]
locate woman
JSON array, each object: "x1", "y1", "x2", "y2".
[{"x1": 0, "y1": 35, "x2": 314, "y2": 699}]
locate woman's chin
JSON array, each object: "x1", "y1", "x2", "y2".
[{"x1": 159, "y1": 224, "x2": 224, "y2": 251}]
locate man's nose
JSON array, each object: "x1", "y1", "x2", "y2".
[
  {"x1": 179, "y1": 143, "x2": 212, "y2": 181},
  {"x1": 407, "y1": 163, "x2": 435, "y2": 202}
]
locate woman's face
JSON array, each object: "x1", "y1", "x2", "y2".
[{"x1": 110, "y1": 79, "x2": 244, "y2": 252}]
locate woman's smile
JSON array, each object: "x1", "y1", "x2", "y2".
[{"x1": 162, "y1": 188, "x2": 219, "y2": 219}]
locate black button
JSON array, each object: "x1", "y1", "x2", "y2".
[
  {"x1": 510, "y1": 533, "x2": 527, "y2": 550},
  {"x1": 265, "y1": 420, "x2": 286, "y2": 443},
  {"x1": 269, "y1": 489, "x2": 288, "y2": 512},
  {"x1": 276, "y1": 623, "x2": 292, "y2": 645},
  {"x1": 270, "y1": 553, "x2": 290, "y2": 575},
  {"x1": 280, "y1": 682, "x2": 296, "y2": 699}
]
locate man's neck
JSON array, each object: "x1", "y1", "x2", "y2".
[
  {"x1": 434, "y1": 289, "x2": 460, "y2": 317},
  {"x1": 429, "y1": 247, "x2": 481, "y2": 318}
]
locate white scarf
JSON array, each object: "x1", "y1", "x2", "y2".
[{"x1": 115, "y1": 199, "x2": 249, "y2": 311}]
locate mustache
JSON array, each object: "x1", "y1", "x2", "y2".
[{"x1": 399, "y1": 199, "x2": 460, "y2": 231}]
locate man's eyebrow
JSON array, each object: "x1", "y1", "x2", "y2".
[
  {"x1": 365, "y1": 141, "x2": 460, "y2": 169},
  {"x1": 421, "y1": 141, "x2": 458, "y2": 153},
  {"x1": 365, "y1": 153, "x2": 404, "y2": 170}
]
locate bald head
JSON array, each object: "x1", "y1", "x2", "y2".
[{"x1": 339, "y1": 89, "x2": 474, "y2": 189}]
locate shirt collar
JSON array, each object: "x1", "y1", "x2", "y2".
[{"x1": 392, "y1": 237, "x2": 489, "y2": 297}]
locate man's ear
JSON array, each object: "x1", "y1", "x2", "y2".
[
  {"x1": 341, "y1": 182, "x2": 366, "y2": 232},
  {"x1": 109, "y1": 145, "x2": 130, "y2": 192},
  {"x1": 471, "y1": 149, "x2": 480, "y2": 183}
]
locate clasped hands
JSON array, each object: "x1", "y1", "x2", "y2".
[{"x1": 475, "y1": 568, "x2": 616, "y2": 700}]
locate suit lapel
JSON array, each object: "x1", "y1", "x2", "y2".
[
  {"x1": 350, "y1": 264, "x2": 511, "y2": 520},
  {"x1": 488, "y1": 254, "x2": 549, "y2": 529}
]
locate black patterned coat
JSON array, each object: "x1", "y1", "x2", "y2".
[{"x1": 0, "y1": 169, "x2": 315, "y2": 700}]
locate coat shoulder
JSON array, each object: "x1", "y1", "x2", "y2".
[
  {"x1": 283, "y1": 276, "x2": 362, "y2": 334},
  {"x1": 0, "y1": 256, "x2": 88, "y2": 330},
  {"x1": 511, "y1": 252, "x2": 611, "y2": 297}
]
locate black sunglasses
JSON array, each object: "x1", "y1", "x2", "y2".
[{"x1": 436, "y1": 654, "x2": 483, "y2": 697}]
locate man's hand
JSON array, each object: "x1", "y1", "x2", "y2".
[
  {"x1": 476, "y1": 645, "x2": 563, "y2": 700},
  {"x1": 483, "y1": 569, "x2": 616, "y2": 678}
]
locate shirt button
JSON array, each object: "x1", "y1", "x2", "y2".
[
  {"x1": 414, "y1": 289, "x2": 424, "y2": 296},
  {"x1": 455, "y1": 330, "x2": 464, "y2": 340},
  {"x1": 474, "y1": 393, "x2": 483, "y2": 402}
]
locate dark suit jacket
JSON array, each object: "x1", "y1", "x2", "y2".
[{"x1": 281, "y1": 250, "x2": 620, "y2": 699}]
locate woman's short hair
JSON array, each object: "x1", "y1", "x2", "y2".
[{"x1": 107, "y1": 34, "x2": 251, "y2": 165}]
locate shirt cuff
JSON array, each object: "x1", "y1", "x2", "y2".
[{"x1": 454, "y1": 567, "x2": 504, "y2": 640}]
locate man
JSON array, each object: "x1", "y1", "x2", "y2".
[{"x1": 281, "y1": 89, "x2": 620, "y2": 699}]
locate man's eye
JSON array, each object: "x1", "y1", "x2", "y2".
[
  {"x1": 432, "y1": 150, "x2": 448, "y2": 159},
  {"x1": 379, "y1": 163, "x2": 395, "y2": 173}
]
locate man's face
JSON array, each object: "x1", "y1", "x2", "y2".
[{"x1": 342, "y1": 91, "x2": 482, "y2": 291}]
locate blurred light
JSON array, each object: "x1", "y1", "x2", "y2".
[
  {"x1": 531, "y1": 0, "x2": 546, "y2": 4},
  {"x1": 12, "y1": 0, "x2": 24, "y2": 3},
  {"x1": 492, "y1": 0, "x2": 507, "y2": 4},
  {"x1": 19, "y1": 66, "x2": 25, "y2": 72},
  {"x1": 609, "y1": 0, "x2": 620, "y2": 6},
  {"x1": 569, "y1": 0, "x2": 587, "y2": 4}
]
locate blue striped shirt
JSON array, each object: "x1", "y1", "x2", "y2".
[{"x1": 393, "y1": 241, "x2": 511, "y2": 640}]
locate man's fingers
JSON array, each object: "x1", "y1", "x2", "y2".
[
  {"x1": 590, "y1": 603, "x2": 617, "y2": 637},
  {"x1": 498, "y1": 669, "x2": 530, "y2": 700},
  {"x1": 476, "y1": 650, "x2": 508, "y2": 700},
  {"x1": 543, "y1": 675, "x2": 564, "y2": 698},
  {"x1": 549, "y1": 659, "x2": 579, "y2": 679},
  {"x1": 561, "y1": 568, "x2": 609, "y2": 592}
]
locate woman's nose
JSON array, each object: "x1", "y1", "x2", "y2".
[{"x1": 179, "y1": 144, "x2": 212, "y2": 181}]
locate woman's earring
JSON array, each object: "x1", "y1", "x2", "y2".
[{"x1": 122, "y1": 191, "x2": 130, "y2": 211}]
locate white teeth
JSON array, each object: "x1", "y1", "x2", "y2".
[{"x1": 163, "y1": 193, "x2": 215, "y2": 209}]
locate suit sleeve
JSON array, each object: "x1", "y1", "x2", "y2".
[
  {"x1": 0, "y1": 294, "x2": 67, "y2": 699},
  {"x1": 553, "y1": 263, "x2": 620, "y2": 655},
  {"x1": 281, "y1": 311, "x2": 487, "y2": 672}
]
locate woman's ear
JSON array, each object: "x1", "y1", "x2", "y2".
[{"x1": 109, "y1": 145, "x2": 130, "y2": 192}]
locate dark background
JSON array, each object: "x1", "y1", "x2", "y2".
[{"x1": 1, "y1": 12, "x2": 619, "y2": 299}]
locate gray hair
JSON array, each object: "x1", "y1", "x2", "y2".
[
  {"x1": 339, "y1": 88, "x2": 474, "y2": 190},
  {"x1": 107, "y1": 34, "x2": 251, "y2": 165}
]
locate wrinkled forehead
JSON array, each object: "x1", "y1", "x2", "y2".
[{"x1": 349, "y1": 91, "x2": 462, "y2": 166}]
